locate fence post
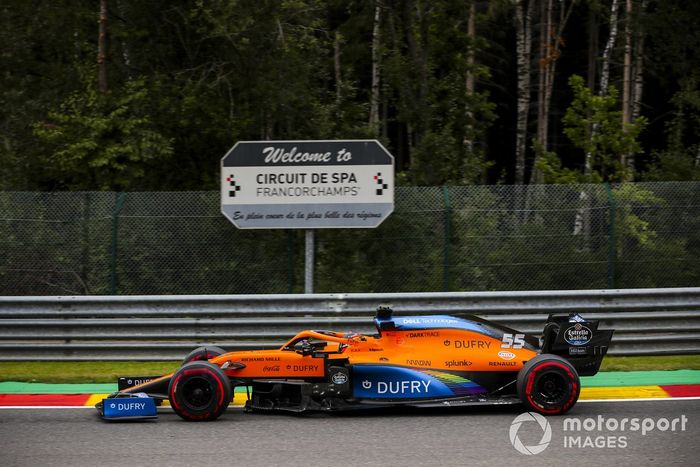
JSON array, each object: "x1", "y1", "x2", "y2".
[
  {"x1": 109, "y1": 193, "x2": 126, "y2": 294},
  {"x1": 287, "y1": 230, "x2": 295, "y2": 293},
  {"x1": 442, "y1": 186, "x2": 451, "y2": 291},
  {"x1": 605, "y1": 182, "x2": 617, "y2": 288},
  {"x1": 80, "y1": 193, "x2": 91, "y2": 294}
]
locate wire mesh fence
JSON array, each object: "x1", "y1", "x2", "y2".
[{"x1": 0, "y1": 182, "x2": 698, "y2": 295}]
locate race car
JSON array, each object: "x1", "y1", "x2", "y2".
[{"x1": 97, "y1": 306, "x2": 613, "y2": 421}]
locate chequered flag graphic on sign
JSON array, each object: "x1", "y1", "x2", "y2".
[
  {"x1": 374, "y1": 172, "x2": 388, "y2": 195},
  {"x1": 226, "y1": 174, "x2": 241, "y2": 197}
]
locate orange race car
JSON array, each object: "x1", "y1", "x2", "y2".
[{"x1": 97, "y1": 306, "x2": 613, "y2": 421}]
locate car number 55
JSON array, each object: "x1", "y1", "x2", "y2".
[{"x1": 501, "y1": 333, "x2": 525, "y2": 349}]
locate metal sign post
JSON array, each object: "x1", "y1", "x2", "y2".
[
  {"x1": 305, "y1": 230, "x2": 314, "y2": 294},
  {"x1": 220, "y1": 140, "x2": 395, "y2": 292}
]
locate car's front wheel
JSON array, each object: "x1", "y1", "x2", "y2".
[
  {"x1": 168, "y1": 361, "x2": 232, "y2": 421},
  {"x1": 517, "y1": 354, "x2": 580, "y2": 415}
]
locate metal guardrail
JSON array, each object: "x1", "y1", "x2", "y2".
[{"x1": 0, "y1": 288, "x2": 699, "y2": 360}]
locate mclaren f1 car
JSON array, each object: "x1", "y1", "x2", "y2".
[{"x1": 97, "y1": 306, "x2": 613, "y2": 421}]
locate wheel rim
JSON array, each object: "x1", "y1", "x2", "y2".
[
  {"x1": 533, "y1": 371, "x2": 569, "y2": 407},
  {"x1": 181, "y1": 376, "x2": 214, "y2": 410}
]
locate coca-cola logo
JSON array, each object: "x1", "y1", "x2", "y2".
[{"x1": 564, "y1": 323, "x2": 592, "y2": 346}]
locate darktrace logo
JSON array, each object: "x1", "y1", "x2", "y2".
[{"x1": 226, "y1": 174, "x2": 241, "y2": 197}]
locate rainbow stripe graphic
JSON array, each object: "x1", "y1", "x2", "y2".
[
  {"x1": 1, "y1": 370, "x2": 698, "y2": 407},
  {"x1": 419, "y1": 369, "x2": 486, "y2": 396}
]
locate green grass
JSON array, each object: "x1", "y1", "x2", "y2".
[
  {"x1": 599, "y1": 355, "x2": 700, "y2": 372},
  {"x1": 0, "y1": 361, "x2": 180, "y2": 383},
  {"x1": 0, "y1": 355, "x2": 698, "y2": 383}
]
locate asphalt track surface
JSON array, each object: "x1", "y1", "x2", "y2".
[{"x1": 0, "y1": 399, "x2": 697, "y2": 467}]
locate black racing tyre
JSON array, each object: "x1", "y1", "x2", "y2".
[
  {"x1": 168, "y1": 361, "x2": 232, "y2": 421},
  {"x1": 517, "y1": 354, "x2": 580, "y2": 415},
  {"x1": 181, "y1": 345, "x2": 227, "y2": 366}
]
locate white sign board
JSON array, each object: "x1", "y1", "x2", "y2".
[{"x1": 221, "y1": 140, "x2": 394, "y2": 229}]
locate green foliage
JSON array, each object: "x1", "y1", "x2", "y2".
[
  {"x1": 562, "y1": 75, "x2": 647, "y2": 182},
  {"x1": 3, "y1": 1, "x2": 700, "y2": 189},
  {"x1": 644, "y1": 77, "x2": 700, "y2": 181},
  {"x1": 612, "y1": 183, "x2": 662, "y2": 249},
  {"x1": 34, "y1": 75, "x2": 173, "y2": 190},
  {"x1": 1, "y1": 185, "x2": 699, "y2": 295},
  {"x1": 534, "y1": 142, "x2": 596, "y2": 184}
]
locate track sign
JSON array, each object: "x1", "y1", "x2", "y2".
[{"x1": 221, "y1": 140, "x2": 394, "y2": 229}]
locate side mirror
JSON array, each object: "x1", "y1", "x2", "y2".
[{"x1": 295, "y1": 339, "x2": 314, "y2": 356}]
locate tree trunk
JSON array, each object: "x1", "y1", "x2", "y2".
[
  {"x1": 530, "y1": 0, "x2": 574, "y2": 186},
  {"x1": 463, "y1": 0, "x2": 476, "y2": 154},
  {"x1": 116, "y1": 0, "x2": 131, "y2": 76},
  {"x1": 621, "y1": 0, "x2": 633, "y2": 175},
  {"x1": 631, "y1": 1, "x2": 646, "y2": 121},
  {"x1": 577, "y1": 0, "x2": 619, "y2": 246},
  {"x1": 98, "y1": 0, "x2": 108, "y2": 94},
  {"x1": 369, "y1": 0, "x2": 382, "y2": 131},
  {"x1": 402, "y1": 0, "x2": 421, "y2": 151},
  {"x1": 599, "y1": 0, "x2": 619, "y2": 97},
  {"x1": 587, "y1": 5, "x2": 598, "y2": 93},
  {"x1": 514, "y1": 0, "x2": 534, "y2": 185},
  {"x1": 535, "y1": 0, "x2": 546, "y2": 151},
  {"x1": 334, "y1": 31, "x2": 343, "y2": 104},
  {"x1": 543, "y1": 1, "x2": 573, "y2": 152},
  {"x1": 585, "y1": 0, "x2": 619, "y2": 176}
]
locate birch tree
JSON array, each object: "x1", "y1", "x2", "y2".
[
  {"x1": 621, "y1": 0, "x2": 633, "y2": 173},
  {"x1": 514, "y1": 0, "x2": 535, "y2": 185},
  {"x1": 585, "y1": 0, "x2": 620, "y2": 176},
  {"x1": 530, "y1": 0, "x2": 575, "y2": 184}
]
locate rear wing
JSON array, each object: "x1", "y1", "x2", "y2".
[{"x1": 540, "y1": 313, "x2": 614, "y2": 376}]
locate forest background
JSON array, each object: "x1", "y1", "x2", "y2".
[
  {"x1": 1, "y1": 1, "x2": 699, "y2": 295},
  {"x1": 2, "y1": 0, "x2": 700, "y2": 190}
]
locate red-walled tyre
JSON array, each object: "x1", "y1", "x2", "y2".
[
  {"x1": 181, "y1": 345, "x2": 226, "y2": 366},
  {"x1": 517, "y1": 354, "x2": 580, "y2": 415},
  {"x1": 168, "y1": 361, "x2": 232, "y2": 421}
]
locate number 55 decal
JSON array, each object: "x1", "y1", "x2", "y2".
[{"x1": 501, "y1": 333, "x2": 525, "y2": 349}]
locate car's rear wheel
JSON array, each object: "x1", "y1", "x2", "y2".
[
  {"x1": 168, "y1": 361, "x2": 232, "y2": 421},
  {"x1": 181, "y1": 345, "x2": 226, "y2": 366},
  {"x1": 517, "y1": 354, "x2": 580, "y2": 415}
]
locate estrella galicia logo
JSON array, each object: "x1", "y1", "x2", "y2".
[
  {"x1": 331, "y1": 372, "x2": 348, "y2": 385},
  {"x1": 564, "y1": 323, "x2": 592, "y2": 346},
  {"x1": 509, "y1": 412, "x2": 552, "y2": 455}
]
